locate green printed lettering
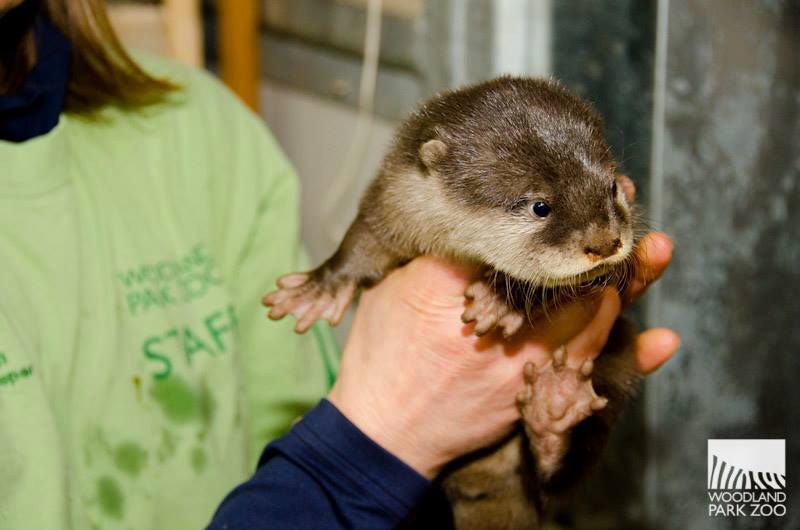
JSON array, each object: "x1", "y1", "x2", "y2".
[
  {"x1": 0, "y1": 365, "x2": 33, "y2": 388},
  {"x1": 204, "y1": 307, "x2": 235, "y2": 352},
  {"x1": 183, "y1": 327, "x2": 216, "y2": 366},
  {"x1": 227, "y1": 305, "x2": 239, "y2": 338},
  {"x1": 126, "y1": 292, "x2": 142, "y2": 314},
  {"x1": 117, "y1": 244, "x2": 227, "y2": 315},
  {"x1": 117, "y1": 268, "x2": 148, "y2": 287},
  {"x1": 155, "y1": 260, "x2": 180, "y2": 282},
  {"x1": 180, "y1": 274, "x2": 208, "y2": 302},
  {"x1": 145, "y1": 287, "x2": 175, "y2": 307},
  {"x1": 191, "y1": 243, "x2": 208, "y2": 263},
  {"x1": 139, "y1": 304, "x2": 238, "y2": 379},
  {"x1": 118, "y1": 265, "x2": 160, "y2": 287},
  {"x1": 143, "y1": 336, "x2": 173, "y2": 380},
  {"x1": 128, "y1": 287, "x2": 179, "y2": 314},
  {"x1": 205, "y1": 265, "x2": 224, "y2": 286},
  {"x1": 159, "y1": 286, "x2": 176, "y2": 304},
  {"x1": 140, "y1": 289, "x2": 161, "y2": 312}
]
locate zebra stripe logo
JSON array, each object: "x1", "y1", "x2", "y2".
[
  {"x1": 708, "y1": 439, "x2": 786, "y2": 491},
  {"x1": 709, "y1": 454, "x2": 786, "y2": 490}
]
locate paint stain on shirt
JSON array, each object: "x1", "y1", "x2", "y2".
[
  {"x1": 97, "y1": 476, "x2": 124, "y2": 519},
  {"x1": 113, "y1": 442, "x2": 148, "y2": 477},
  {"x1": 149, "y1": 376, "x2": 199, "y2": 424},
  {"x1": 191, "y1": 446, "x2": 208, "y2": 474}
]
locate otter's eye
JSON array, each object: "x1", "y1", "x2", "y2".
[
  {"x1": 611, "y1": 182, "x2": 618, "y2": 197},
  {"x1": 530, "y1": 201, "x2": 551, "y2": 218}
]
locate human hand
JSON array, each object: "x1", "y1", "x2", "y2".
[{"x1": 328, "y1": 234, "x2": 678, "y2": 479}]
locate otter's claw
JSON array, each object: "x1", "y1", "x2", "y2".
[
  {"x1": 262, "y1": 273, "x2": 356, "y2": 333},
  {"x1": 517, "y1": 347, "x2": 607, "y2": 479},
  {"x1": 462, "y1": 279, "x2": 526, "y2": 337}
]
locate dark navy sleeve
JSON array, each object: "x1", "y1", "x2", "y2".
[{"x1": 207, "y1": 399, "x2": 430, "y2": 530}]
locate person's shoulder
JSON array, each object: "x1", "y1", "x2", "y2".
[
  {"x1": 130, "y1": 51, "x2": 252, "y2": 122},
  {"x1": 69, "y1": 51, "x2": 276, "y2": 162},
  {"x1": 65, "y1": 52, "x2": 291, "y2": 192},
  {"x1": 66, "y1": 51, "x2": 252, "y2": 136}
]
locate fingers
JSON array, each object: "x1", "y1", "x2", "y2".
[
  {"x1": 622, "y1": 232, "x2": 673, "y2": 307},
  {"x1": 529, "y1": 294, "x2": 604, "y2": 350},
  {"x1": 524, "y1": 288, "x2": 620, "y2": 362},
  {"x1": 634, "y1": 327, "x2": 680, "y2": 374},
  {"x1": 565, "y1": 288, "x2": 621, "y2": 361}
]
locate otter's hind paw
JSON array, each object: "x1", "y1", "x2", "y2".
[
  {"x1": 262, "y1": 273, "x2": 356, "y2": 333},
  {"x1": 462, "y1": 279, "x2": 525, "y2": 338},
  {"x1": 516, "y1": 347, "x2": 607, "y2": 479}
]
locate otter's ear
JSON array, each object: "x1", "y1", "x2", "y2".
[
  {"x1": 616, "y1": 174, "x2": 636, "y2": 203},
  {"x1": 419, "y1": 139, "x2": 448, "y2": 170}
]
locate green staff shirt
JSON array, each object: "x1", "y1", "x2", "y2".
[{"x1": 0, "y1": 55, "x2": 338, "y2": 530}]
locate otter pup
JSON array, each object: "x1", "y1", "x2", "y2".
[{"x1": 263, "y1": 77, "x2": 643, "y2": 529}]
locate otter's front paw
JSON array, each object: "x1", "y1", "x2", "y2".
[
  {"x1": 516, "y1": 347, "x2": 608, "y2": 479},
  {"x1": 262, "y1": 273, "x2": 356, "y2": 333},
  {"x1": 461, "y1": 279, "x2": 526, "y2": 338}
]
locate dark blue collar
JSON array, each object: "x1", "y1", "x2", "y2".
[{"x1": 0, "y1": 14, "x2": 71, "y2": 143}]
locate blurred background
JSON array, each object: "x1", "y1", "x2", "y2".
[{"x1": 109, "y1": 0, "x2": 799, "y2": 528}]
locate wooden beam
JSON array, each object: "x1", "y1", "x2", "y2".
[{"x1": 217, "y1": 0, "x2": 260, "y2": 111}]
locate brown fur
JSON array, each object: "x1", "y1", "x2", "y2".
[{"x1": 264, "y1": 77, "x2": 645, "y2": 528}]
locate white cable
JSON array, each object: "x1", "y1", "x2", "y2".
[
  {"x1": 324, "y1": 0, "x2": 383, "y2": 242},
  {"x1": 645, "y1": 0, "x2": 670, "y2": 521}
]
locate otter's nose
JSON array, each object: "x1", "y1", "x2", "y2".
[{"x1": 584, "y1": 238, "x2": 622, "y2": 261}]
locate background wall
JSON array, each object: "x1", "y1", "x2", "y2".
[
  {"x1": 251, "y1": 1, "x2": 800, "y2": 528},
  {"x1": 648, "y1": 1, "x2": 800, "y2": 529},
  {"x1": 257, "y1": 0, "x2": 552, "y2": 260},
  {"x1": 260, "y1": 82, "x2": 395, "y2": 265}
]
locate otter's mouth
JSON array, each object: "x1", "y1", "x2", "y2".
[{"x1": 541, "y1": 261, "x2": 625, "y2": 289}]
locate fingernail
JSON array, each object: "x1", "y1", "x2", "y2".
[
  {"x1": 653, "y1": 233, "x2": 674, "y2": 253},
  {"x1": 666, "y1": 332, "x2": 682, "y2": 352}
]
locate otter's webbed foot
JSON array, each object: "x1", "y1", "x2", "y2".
[
  {"x1": 461, "y1": 278, "x2": 526, "y2": 338},
  {"x1": 262, "y1": 272, "x2": 356, "y2": 333},
  {"x1": 516, "y1": 347, "x2": 608, "y2": 480}
]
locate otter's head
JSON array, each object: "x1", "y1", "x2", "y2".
[{"x1": 410, "y1": 77, "x2": 636, "y2": 287}]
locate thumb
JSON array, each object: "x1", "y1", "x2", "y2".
[{"x1": 401, "y1": 256, "x2": 479, "y2": 297}]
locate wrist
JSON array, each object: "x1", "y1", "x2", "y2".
[{"x1": 328, "y1": 382, "x2": 446, "y2": 479}]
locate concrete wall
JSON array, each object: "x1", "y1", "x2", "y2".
[
  {"x1": 260, "y1": 81, "x2": 395, "y2": 264},
  {"x1": 647, "y1": 1, "x2": 800, "y2": 528}
]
